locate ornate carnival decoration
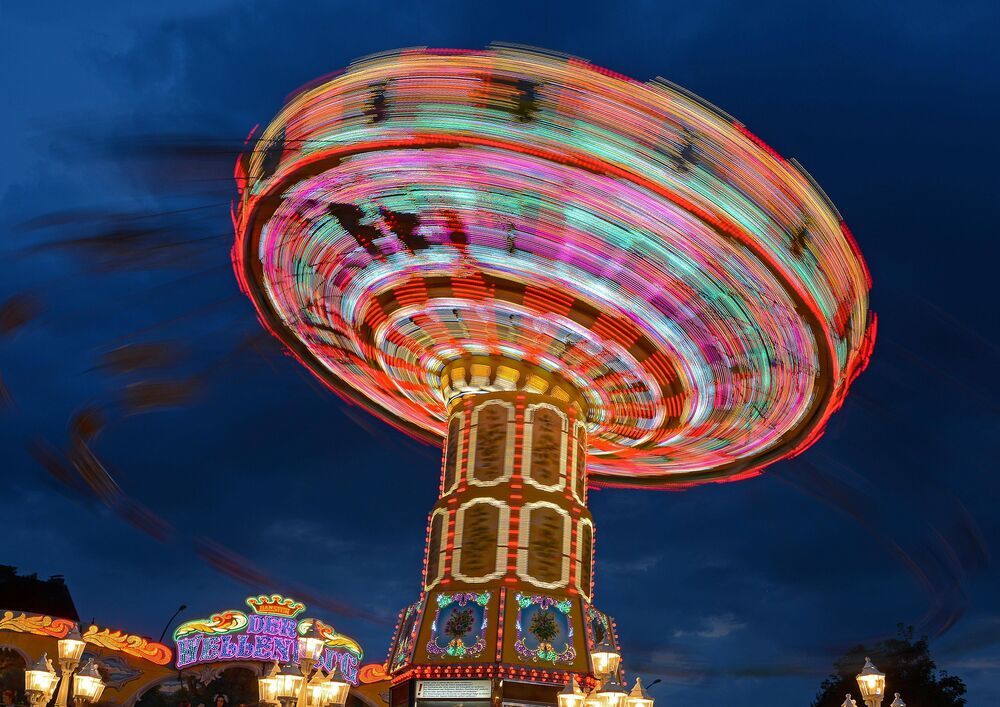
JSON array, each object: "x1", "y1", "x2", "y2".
[
  {"x1": 426, "y1": 593, "x2": 490, "y2": 659},
  {"x1": 514, "y1": 594, "x2": 575, "y2": 664}
]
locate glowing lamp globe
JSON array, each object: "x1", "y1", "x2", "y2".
[
  {"x1": 591, "y1": 636, "x2": 622, "y2": 679},
  {"x1": 25, "y1": 655, "x2": 57, "y2": 696},
  {"x1": 258, "y1": 675, "x2": 279, "y2": 706},
  {"x1": 626, "y1": 678, "x2": 653, "y2": 707},
  {"x1": 856, "y1": 658, "x2": 886, "y2": 703},
  {"x1": 72, "y1": 660, "x2": 105, "y2": 704},
  {"x1": 597, "y1": 675, "x2": 628, "y2": 707},
  {"x1": 558, "y1": 676, "x2": 586, "y2": 707},
  {"x1": 58, "y1": 625, "x2": 86, "y2": 666},
  {"x1": 297, "y1": 621, "x2": 326, "y2": 665},
  {"x1": 319, "y1": 674, "x2": 350, "y2": 707},
  {"x1": 274, "y1": 664, "x2": 304, "y2": 701},
  {"x1": 305, "y1": 680, "x2": 323, "y2": 707},
  {"x1": 234, "y1": 44, "x2": 873, "y2": 696}
]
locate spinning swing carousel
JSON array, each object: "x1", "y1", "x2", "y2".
[{"x1": 232, "y1": 45, "x2": 874, "y2": 707}]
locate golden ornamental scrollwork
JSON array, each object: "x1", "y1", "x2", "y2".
[
  {"x1": 0, "y1": 611, "x2": 74, "y2": 638},
  {"x1": 0, "y1": 610, "x2": 173, "y2": 666},
  {"x1": 82, "y1": 626, "x2": 172, "y2": 665}
]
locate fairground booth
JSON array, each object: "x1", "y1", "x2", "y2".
[{"x1": 0, "y1": 572, "x2": 377, "y2": 707}]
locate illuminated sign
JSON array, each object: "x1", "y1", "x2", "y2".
[{"x1": 173, "y1": 594, "x2": 363, "y2": 683}]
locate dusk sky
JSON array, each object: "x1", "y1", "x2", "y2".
[{"x1": 2, "y1": 2, "x2": 999, "y2": 705}]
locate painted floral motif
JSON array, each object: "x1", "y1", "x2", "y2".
[
  {"x1": 586, "y1": 606, "x2": 613, "y2": 650},
  {"x1": 426, "y1": 592, "x2": 489, "y2": 659},
  {"x1": 514, "y1": 594, "x2": 575, "y2": 664},
  {"x1": 390, "y1": 601, "x2": 422, "y2": 672}
]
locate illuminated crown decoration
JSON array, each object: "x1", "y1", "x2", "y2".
[{"x1": 246, "y1": 594, "x2": 306, "y2": 617}]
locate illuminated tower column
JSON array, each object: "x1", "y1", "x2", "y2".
[
  {"x1": 424, "y1": 358, "x2": 594, "y2": 601},
  {"x1": 383, "y1": 357, "x2": 614, "y2": 704}
]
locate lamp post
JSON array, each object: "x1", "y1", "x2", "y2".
[
  {"x1": 258, "y1": 663, "x2": 280, "y2": 707},
  {"x1": 25, "y1": 655, "x2": 57, "y2": 707},
  {"x1": 72, "y1": 660, "x2": 106, "y2": 706},
  {"x1": 558, "y1": 677, "x2": 585, "y2": 707},
  {"x1": 297, "y1": 623, "x2": 326, "y2": 674},
  {"x1": 590, "y1": 637, "x2": 622, "y2": 682},
  {"x1": 274, "y1": 664, "x2": 304, "y2": 707},
  {"x1": 315, "y1": 668, "x2": 349, "y2": 707},
  {"x1": 596, "y1": 676, "x2": 628, "y2": 707},
  {"x1": 53, "y1": 625, "x2": 87, "y2": 707},
  {"x1": 296, "y1": 622, "x2": 327, "y2": 707},
  {"x1": 305, "y1": 673, "x2": 323, "y2": 707},
  {"x1": 855, "y1": 658, "x2": 886, "y2": 707},
  {"x1": 25, "y1": 630, "x2": 106, "y2": 707},
  {"x1": 302, "y1": 669, "x2": 349, "y2": 707},
  {"x1": 625, "y1": 679, "x2": 653, "y2": 707},
  {"x1": 560, "y1": 638, "x2": 655, "y2": 707}
]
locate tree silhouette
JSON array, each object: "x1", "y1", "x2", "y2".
[{"x1": 812, "y1": 625, "x2": 966, "y2": 707}]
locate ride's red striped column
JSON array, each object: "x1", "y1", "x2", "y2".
[{"x1": 423, "y1": 359, "x2": 593, "y2": 600}]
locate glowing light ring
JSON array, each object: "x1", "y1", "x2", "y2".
[{"x1": 233, "y1": 46, "x2": 874, "y2": 488}]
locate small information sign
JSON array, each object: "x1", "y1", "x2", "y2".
[{"x1": 416, "y1": 681, "x2": 492, "y2": 700}]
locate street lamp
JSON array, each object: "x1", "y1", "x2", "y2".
[
  {"x1": 564, "y1": 632, "x2": 652, "y2": 707},
  {"x1": 558, "y1": 676, "x2": 585, "y2": 707},
  {"x1": 590, "y1": 636, "x2": 622, "y2": 681},
  {"x1": 305, "y1": 674, "x2": 324, "y2": 707},
  {"x1": 856, "y1": 658, "x2": 886, "y2": 707},
  {"x1": 274, "y1": 664, "x2": 304, "y2": 707},
  {"x1": 596, "y1": 675, "x2": 628, "y2": 707},
  {"x1": 258, "y1": 664, "x2": 280, "y2": 707},
  {"x1": 625, "y1": 678, "x2": 652, "y2": 707},
  {"x1": 58, "y1": 626, "x2": 87, "y2": 668},
  {"x1": 295, "y1": 622, "x2": 328, "y2": 707},
  {"x1": 298, "y1": 622, "x2": 327, "y2": 673},
  {"x1": 318, "y1": 668, "x2": 350, "y2": 707},
  {"x1": 52, "y1": 624, "x2": 87, "y2": 707},
  {"x1": 72, "y1": 660, "x2": 106, "y2": 705},
  {"x1": 25, "y1": 655, "x2": 57, "y2": 707}
]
